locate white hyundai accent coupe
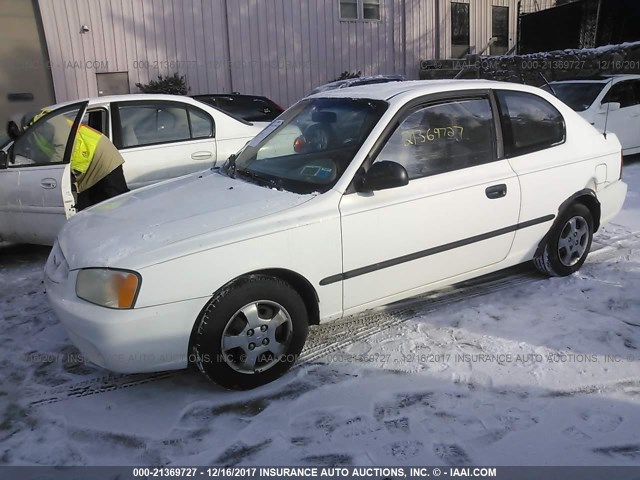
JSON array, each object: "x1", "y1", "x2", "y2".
[{"x1": 45, "y1": 80, "x2": 627, "y2": 390}]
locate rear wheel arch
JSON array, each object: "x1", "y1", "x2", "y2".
[
  {"x1": 572, "y1": 193, "x2": 601, "y2": 232},
  {"x1": 534, "y1": 188, "x2": 600, "y2": 259}
]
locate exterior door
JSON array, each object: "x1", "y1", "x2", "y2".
[
  {"x1": 338, "y1": 95, "x2": 521, "y2": 312},
  {"x1": 112, "y1": 100, "x2": 217, "y2": 189},
  {"x1": 595, "y1": 80, "x2": 640, "y2": 153},
  {"x1": 0, "y1": 101, "x2": 87, "y2": 245}
]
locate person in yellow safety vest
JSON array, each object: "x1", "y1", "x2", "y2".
[{"x1": 27, "y1": 109, "x2": 129, "y2": 211}]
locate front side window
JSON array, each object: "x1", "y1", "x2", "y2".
[
  {"x1": 228, "y1": 98, "x2": 388, "y2": 194},
  {"x1": 117, "y1": 102, "x2": 191, "y2": 148},
  {"x1": 542, "y1": 82, "x2": 606, "y2": 112},
  {"x1": 11, "y1": 107, "x2": 82, "y2": 167},
  {"x1": 451, "y1": 2, "x2": 470, "y2": 58},
  {"x1": 373, "y1": 97, "x2": 496, "y2": 179},
  {"x1": 602, "y1": 81, "x2": 639, "y2": 109},
  {"x1": 496, "y1": 90, "x2": 565, "y2": 157}
]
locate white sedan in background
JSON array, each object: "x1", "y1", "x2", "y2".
[
  {"x1": 543, "y1": 74, "x2": 640, "y2": 156},
  {"x1": 0, "y1": 94, "x2": 267, "y2": 245},
  {"x1": 45, "y1": 80, "x2": 627, "y2": 390}
]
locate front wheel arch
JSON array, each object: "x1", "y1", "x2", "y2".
[{"x1": 187, "y1": 269, "x2": 319, "y2": 366}]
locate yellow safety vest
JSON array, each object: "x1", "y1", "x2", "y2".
[
  {"x1": 70, "y1": 124, "x2": 103, "y2": 174},
  {"x1": 28, "y1": 108, "x2": 103, "y2": 174}
]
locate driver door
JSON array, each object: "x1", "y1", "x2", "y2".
[
  {"x1": 338, "y1": 94, "x2": 521, "y2": 312},
  {"x1": 0, "y1": 101, "x2": 88, "y2": 245}
]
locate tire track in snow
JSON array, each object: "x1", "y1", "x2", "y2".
[{"x1": 26, "y1": 232, "x2": 640, "y2": 407}]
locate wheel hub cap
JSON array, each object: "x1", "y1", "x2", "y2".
[
  {"x1": 220, "y1": 300, "x2": 293, "y2": 374},
  {"x1": 557, "y1": 216, "x2": 589, "y2": 267}
]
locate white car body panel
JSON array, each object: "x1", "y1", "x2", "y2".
[
  {"x1": 339, "y1": 160, "x2": 520, "y2": 311},
  {"x1": 45, "y1": 80, "x2": 628, "y2": 373},
  {"x1": 549, "y1": 75, "x2": 640, "y2": 156},
  {"x1": 0, "y1": 94, "x2": 265, "y2": 245}
]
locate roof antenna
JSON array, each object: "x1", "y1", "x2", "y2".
[
  {"x1": 537, "y1": 71, "x2": 556, "y2": 96},
  {"x1": 602, "y1": 77, "x2": 616, "y2": 139}
]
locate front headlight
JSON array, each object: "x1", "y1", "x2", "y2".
[{"x1": 76, "y1": 269, "x2": 141, "y2": 309}]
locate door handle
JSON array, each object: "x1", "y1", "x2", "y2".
[
  {"x1": 191, "y1": 151, "x2": 213, "y2": 160},
  {"x1": 485, "y1": 184, "x2": 507, "y2": 199},
  {"x1": 41, "y1": 179, "x2": 57, "y2": 189}
]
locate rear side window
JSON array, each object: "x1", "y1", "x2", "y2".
[
  {"x1": 118, "y1": 103, "x2": 190, "y2": 147},
  {"x1": 188, "y1": 107, "x2": 214, "y2": 138},
  {"x1": 374, "y1": 97, "x2": 496, "y2": 179},
  {"x1": 602, "y1": 81, "x2": 639, "y2": 109},
  {"x1": 115, "y1": 102, "x2": 214, "y2": 148},
  {"x1": 496, "y1": 90, "x2": 565, "y2": 157}
]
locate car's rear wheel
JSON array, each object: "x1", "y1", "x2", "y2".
[
  {"x1": 533, "y1": 203, "x2": 594, "y2": 277},
  {"x1": 191, "y1": 275, "x2": 308, "y2": 390}
]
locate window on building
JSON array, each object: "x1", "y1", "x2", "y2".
[
  {"x1": 374, "y1": 97, "x2": 496, "y2": 180},
  {"x1": 340, "y1": 0, "x2": 380, "y2": 21},
  {"x1": 491, "y1": 6, "x2": 509, "y2": 55},
  {"x1": 496, "y1": 91, "x2": 565, "y2": 157},
  {"x1": 340, "y1": 0, "x2": 358, "y2": 19},
  {"x1": 451, "y1": 2, "x2": 470, "y2": 59},
  {"x1": 363, "y1": 0, "x2": 380, "y2": 20}
]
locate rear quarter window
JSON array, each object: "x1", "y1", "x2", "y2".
[{"x1": 496, "y1": 90, "x2": 565, "y2": 158}]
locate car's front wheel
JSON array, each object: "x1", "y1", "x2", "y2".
[
  {"x1": 191, "y1": 275, "x2": 309, "y2": 390},
  {"x1": 533, "y1": 203, "x2": 594, "y2": 277}
]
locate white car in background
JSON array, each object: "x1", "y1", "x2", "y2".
[
  {"x1": 0, "y1": 94, "x2": 267, "y2": 245},
  {"x1": 45, "y1": 80, "x2": 627, "y2": 390},
  {"x1": 543, "y1": 74, "x2": 640, "y2": 156}
]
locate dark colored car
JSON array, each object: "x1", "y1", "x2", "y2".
[{"x1": 192, "y1": 94, "x2": 284, "y2": 123}]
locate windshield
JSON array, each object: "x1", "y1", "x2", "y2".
[
  {"x1": 227, "y1": 97, "x2": 388, "y2": 194},
  {"x1": 542, "y1": 82, "x2": 606, "y2": 112}
]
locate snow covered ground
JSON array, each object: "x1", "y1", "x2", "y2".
[{"x1": 1, "y1": 160, "x2": 640, "y2": 467}]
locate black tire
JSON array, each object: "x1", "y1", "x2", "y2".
[
  {"x1": 191, "y1": 275, "x2": 309, "y2": 390},
  {"x1": 533, "y1": 203, "x2": 594, "y2": 277}
]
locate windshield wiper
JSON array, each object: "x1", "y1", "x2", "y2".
[
  {"x1": 235, "y1": 168, "x2": 282, "y2": 190},
  {"x1": 223, "y1": 154, "x2": 238, "y2": 178}
]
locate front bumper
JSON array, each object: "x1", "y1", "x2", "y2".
[{"x1": 44, "y1": 249, "x2": 209, "y2": 373}]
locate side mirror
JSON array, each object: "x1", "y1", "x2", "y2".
[
  {"x1": 358, "y1": 161, "x2": 409, "y2": 192},
  {"x1": 599, "y1": 102, "x2": 621, "y2": 113},
  {"x1": 0, "y1": 150, "x2": 8, "y2": 170},
  {"x1": 7, "y1": 121, "x2": 22, "y2": 141}
]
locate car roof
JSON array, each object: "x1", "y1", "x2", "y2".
[
  {"x1": 550, "y1": 74, "x2": 640, "y2": 84},
  {"x1": 307, "y1": 79, "x2": 540, "y2": 102},
  {"x1": 44, "y1": 94, "x2": 206, "y2": 111}
]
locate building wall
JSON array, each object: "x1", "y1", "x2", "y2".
[
  {"x1": 0, "y1": 0, "x2": 55, "y2": 128},
  {"x1": 37, "y1": 0, "x2": 520, "y2": 108}
]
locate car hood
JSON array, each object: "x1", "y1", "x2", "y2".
[{"x1": 58, "y1": 170, "x2": 314, "y2": 269}]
